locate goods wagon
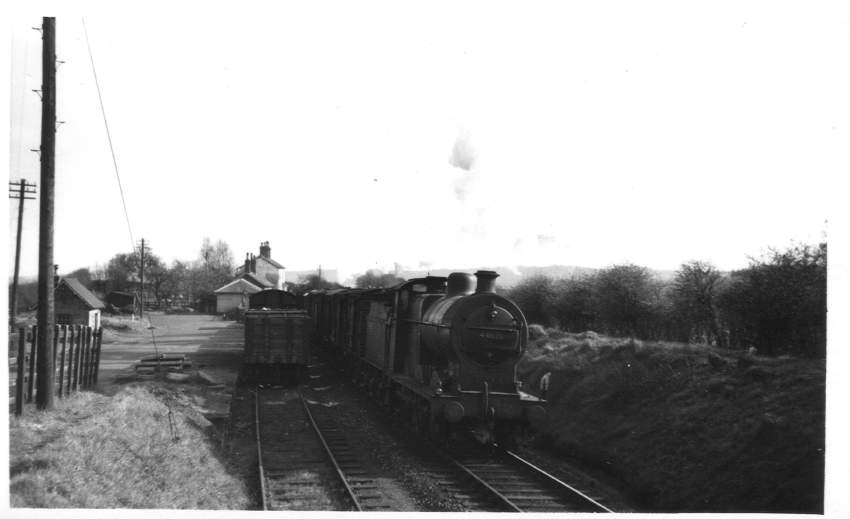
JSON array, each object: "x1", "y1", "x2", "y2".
[{"x1": 242, "y1": 290, "x2": 311, "y2": 385}]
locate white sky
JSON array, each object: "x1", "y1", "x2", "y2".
[{"x1": 4, "y1": 1, "x2": 848, "y2": 283}]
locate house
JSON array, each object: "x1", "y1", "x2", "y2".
[
  {"x1": 213, "y1": 277, "x2": 265, "y2": 313},
  {"x1": 235, "y1": 241, "x2": 286, "y2": 287},
  {"x1": 55, "y1": 278, "x2": 106, "y2": 328},
  {"x1": 215, "y1": 241, "x2": 287, "y2": 313}
]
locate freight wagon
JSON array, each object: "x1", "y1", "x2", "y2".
[{"x1": 241, "y1": 289, "x2": 311, "y2": 385}]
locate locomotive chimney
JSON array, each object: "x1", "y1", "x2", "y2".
[
  {"x1": 447, "y1": 272, "x2": 475, "y2": 296},
  {"x1": 474, "y1": 270, "x2": 499, "y2": 294}
]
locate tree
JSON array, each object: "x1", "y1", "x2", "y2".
[
  {"x1": 592, "y1": 264, "x2": 656, "y2": 338},
  {"x1": 144, "y1": 255, "x2": 170, "y2": 306},
  {"x1": 291, "y1": 274, "x2": 343, "y2": 295},
  {"x1": 553, "y1": 276, "x2": 596, "y2": 332},
  {"x1": 65, "y1": 267, "x2": 93, "y2": 287},
  {"x1": 672, "y1": 261, "x2": 724, "y2": 346},
  {"x1": 717, "y1": 243, "x2": 826, "y2": 357},
  {"x1": 355, "y1": 270, "x2": 405, "y2": 289},
  {"x1": 507, "y1": 275, "x2": 559, "y2": 327},
  {"x1": 105, "y1": 252, "x2": 139, "y2": 292},
  {"x1": 199, "y1": 237, "x2": 234, "y2": 274},
  {"x1": 194, "y1": 237, "x2": 235, "y2": 296}
]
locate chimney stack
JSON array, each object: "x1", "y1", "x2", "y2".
[
  {"x1": 53, "y1": 264, "x2": 59, "y2": 289},
  {"x1": 259, "y1": 241, "x2": 271, "y2": 259},
  {"x1": 276, "y1": 268, "x2": 286, "y2": 290},
  {"x1": 250, "y1": 254, "x2": 256, "y2": 273},
  {"x1": 244, "y1": 253, "x2": 250, "y2": 274},
  {"x1": 474, "y1": 270, "x2": 499, "y2": 294}
]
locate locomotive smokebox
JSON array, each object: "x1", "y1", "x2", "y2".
[
  {"x1": 474, "y1": 270, "x2": 499, "y2": 294},
  {"x1": 447, "y1": 272, "x2": 475, "y2": 296}
]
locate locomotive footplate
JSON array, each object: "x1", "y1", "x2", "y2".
[{"x1": 390, "y1": 374, "x2": 544, "y2": 425}]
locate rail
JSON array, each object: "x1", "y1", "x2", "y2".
[
  {"x1": 253, "y1": 391, "x2": 269, "y2": 511},
  {"x1": 442, "y1": 445, "x2": 615, "y2": 513},
  {"x1": 503, "y1": 448, "x2": 614, "y2": 512},
  {"x1": 299, "y1": 393, "x2": 363, "y2": 511}
]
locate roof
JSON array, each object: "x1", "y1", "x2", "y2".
[
  {"x1": 259, "y1": 256, "x2": 285, "y2": 269},
  {"x1": 242, "y1": 272, "x2": 274, "y2": 289},
  {"x1": 214, "y1": 278, "x2": 264, "y2": 295},
  {"x1": 60, "y1": 278, "x2": 106, "y2": 309},
  {"x1": 235, "y1": 256, "x2": 285, "y2": 275}
]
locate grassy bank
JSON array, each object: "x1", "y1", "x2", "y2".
[
  {"x1": 518, "y1": 329, "x2": 825, "y2": 513},
  {"x1": 10, "y1": 384, "x2": 250, "y2": 509}
]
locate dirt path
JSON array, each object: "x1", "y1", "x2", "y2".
[{"x1": 96, "y1": 313, "x2": 244, "y2": 412}]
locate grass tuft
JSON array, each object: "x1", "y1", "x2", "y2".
[{"x1": 10, "y1": 385, "x2": 250, "y2": 509}]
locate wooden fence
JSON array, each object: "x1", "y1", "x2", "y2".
[{"x1": 11, "y1": 324, "x2": 103, "y2": 416}]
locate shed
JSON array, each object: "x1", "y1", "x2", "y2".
[
  {"x1": 55, "y1": 278, "x2": 106, "y2": 328},
  {"x1": 106, "y1": 291, "x2": 137, "y2": 311},
  {"x1": 214, "y1": 278, "x2": 263, "y2": 313}
]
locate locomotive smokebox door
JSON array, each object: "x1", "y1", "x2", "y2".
[{"x1": 459, "y1": 304, "x2": 521, "y2": 366}]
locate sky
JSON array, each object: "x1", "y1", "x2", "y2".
[{"x1": 4, "y1": 1, "x2": 848, "y2": 284}]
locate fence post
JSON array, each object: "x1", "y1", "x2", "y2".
[
  {"x1": 72, "y1": 325, "x2": 81, "y2": 392},
  {"x1": 64, "y1": 326, "x2": 73, "y2": 396},
  {"x1": 79, "y1": 325, "x2": 89, "y2": 389},
  {"x1": 82, "y1": 326, "x2": 92, "y2": 388},
  {"x1": 57, "y1": 325, "x2": 67, "y2": 397},
  {"x1": 15, "y1": 329, "x2": 25, "y2": 416},
  {"x1": 52, "y1": 324, "x2": 59, "y2": 394},
  {"x1": 27, "y1": 326, "x2": 37, "y2": 402},
  {"x1": 92, "y1": 327, "x2": 103, "y2": 386}
]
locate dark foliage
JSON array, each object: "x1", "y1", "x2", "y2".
[
  {"x1": 290, "y1": 274, "x2": 343, "y2": 295},
  {"x1": 354, "y1": 270, "x2": 405, "y2": 289},
  {"x1": 717, "y1": 243, "x2": 826, "y2": 357},
  {"x1": 507, "y1": 243, "x2": 827, "y2": 358}
]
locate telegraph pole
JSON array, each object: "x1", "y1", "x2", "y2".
[
  {"x1": 35, "y1": 16, "x2": 56, "y2": 410},
  {"x1": 9, "y1": 179, "x2": 37, "y2": 331},
  {"x1": 139, "y1": 238, "x2": 145, "y2": 319}
]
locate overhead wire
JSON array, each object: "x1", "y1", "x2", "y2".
[
  {"x1": 81, "y1": 18, "x2": 136, "y2": 254},
  {"x1": 81, "y1": 19, "x2": 159, "y2": 344}
]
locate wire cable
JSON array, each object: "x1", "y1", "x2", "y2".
[{"x1": 81, "y1": 18, "x2": 136, "y2": 252}]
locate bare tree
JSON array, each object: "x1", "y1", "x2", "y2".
[{"x1": 673, "y1": 261, "x2": 724, "y2": 346}]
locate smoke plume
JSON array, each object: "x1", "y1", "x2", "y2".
[{"x1": 449, "y1": 132, "x2": 477, "y2": 201}]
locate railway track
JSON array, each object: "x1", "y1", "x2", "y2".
[
  {"x1": 442, "y1": 444, "x2": 615, "y2": 512},
  {"x1": 254, "y1": 387, "x2": 399, "y2": 511}
]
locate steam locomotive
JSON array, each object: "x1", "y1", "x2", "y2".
[{"x1": 306, "y1": 270, "x2": 545, "y2": 446}]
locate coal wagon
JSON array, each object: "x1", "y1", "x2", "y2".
[{"x1": 242, "y1": 290, "x2": 312, "y2": 385}]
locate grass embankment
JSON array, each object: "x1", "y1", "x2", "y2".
[
  {"x1": 100, "y1": 315, "x2": 152, "y2": 343},
  {"x1": 518, "y1": 329, "x2": 825, "y2": 513},
  {"x1": 10, "y1": 383, "x2": 250, "y2": 509}
]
